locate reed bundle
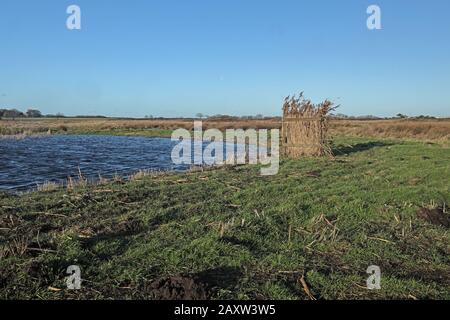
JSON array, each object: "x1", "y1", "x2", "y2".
[{"x1": 282, "y1": 93, "x2": 336, "y2": 157}]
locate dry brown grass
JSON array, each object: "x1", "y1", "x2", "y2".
[
  {"x1": 128, "y1": 170, "x2": 152, "y2": 181},
  {"x1": 1, "y1": 117, "x2": 450, "y2": 142},
  {"x1": 67, "y1": 167, "x2": 88, "y2": 190},
  {"x1": 330, "y1": 119, "x2": 450, "y2": 142},
  {"x1": 36, "y1": 181, "x2": 60, "y2": 192},
  {"x1": 282, "y1": 93, "x2": 335, "y2": 157},
  {"x1": 0, "y1": 117, "x2": 280, "y2": 134},
  {"x1": 0, "y1": 236, "x2": 29, "y2": 259}
]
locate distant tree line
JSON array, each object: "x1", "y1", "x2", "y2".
[
  {"x1": 195, "y1": 113, "x2": 269, "y2": 120},
  {"x1": 0, "y1": 108, "x2": 44, "y2": 119},
  {"x1": 195, "y1": 113, "x2": 439, "y2": 120},
  {"x1": 330, "y1": 113, "x2": 438, "y2": 120},
  {"x1": 0, "y1": 108, "x2": 109, "y2": 119},
  {"x1": 0, "y1": 107, "x2": 440, "y2": 120}
]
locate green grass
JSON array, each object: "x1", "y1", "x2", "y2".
[{"x1": 1, "y1": 137, "x2": 449, "y2": 299}]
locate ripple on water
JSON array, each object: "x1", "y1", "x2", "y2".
[{"x1": 0, "y1": 135, "x2": 191, "y2": 192}]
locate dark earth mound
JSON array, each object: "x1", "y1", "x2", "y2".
[
  {"x1": 417, "y1": 207, "x2": 450, "y2": 228},
  {"x1": 145, "y1": 276, "x2": 209, "y2": 300}
]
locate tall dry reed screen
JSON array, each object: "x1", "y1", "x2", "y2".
[{"x1": 282, "y1": 93, "x2": 335, "y2": 158}]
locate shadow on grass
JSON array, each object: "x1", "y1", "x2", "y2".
[
  {"x1": 332, "y1": 141, "x2": 394, "y2": 156},
  {"x1": 194, "y1": 266, "x2": 243, "y2": 291}
]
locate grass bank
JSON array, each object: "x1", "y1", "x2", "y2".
[{"x1": 1, "y1": 137, "x2": 449, "y2": 299}]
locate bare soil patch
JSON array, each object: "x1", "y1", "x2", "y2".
[
  {"x1": 144, "y1": 276, "x2": 209, "y2": 300},
  {"x1": 417, "y1": 207, "x2": 450, "y2": 228}
]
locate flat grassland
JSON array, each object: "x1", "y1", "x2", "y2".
[
  {"x1": 2, "y1": 117, "x2": 450, "y2": 142},
  {"x1": 0, "y1": 119, "x2": 449, "y2": 299}
]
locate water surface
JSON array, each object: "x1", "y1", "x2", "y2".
[{"x1": 0, "y1": 135, "x2": 192, "y2": 192}]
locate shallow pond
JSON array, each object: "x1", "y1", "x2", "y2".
[{"x1": 0, "y1": 135, "x2": 197, "y2": 192}]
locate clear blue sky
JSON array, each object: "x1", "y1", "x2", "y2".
[{"x1": 1, "y1": 0, "x2": 449, "y2": 118}]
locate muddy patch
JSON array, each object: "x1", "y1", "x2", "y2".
[
  {"x1": 144, "y1": 276, "x2": 209, "y2": 300},
  {"x1": 417, "y1": 207, "x2": 450, "y2": 228}
]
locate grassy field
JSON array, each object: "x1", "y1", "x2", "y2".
[
  {"x1": 1, "y1": 136, "x2": 449, "y2": 300},
  {"x1": 2, "y1": 117, "x2": 450, "y2": 142}
]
